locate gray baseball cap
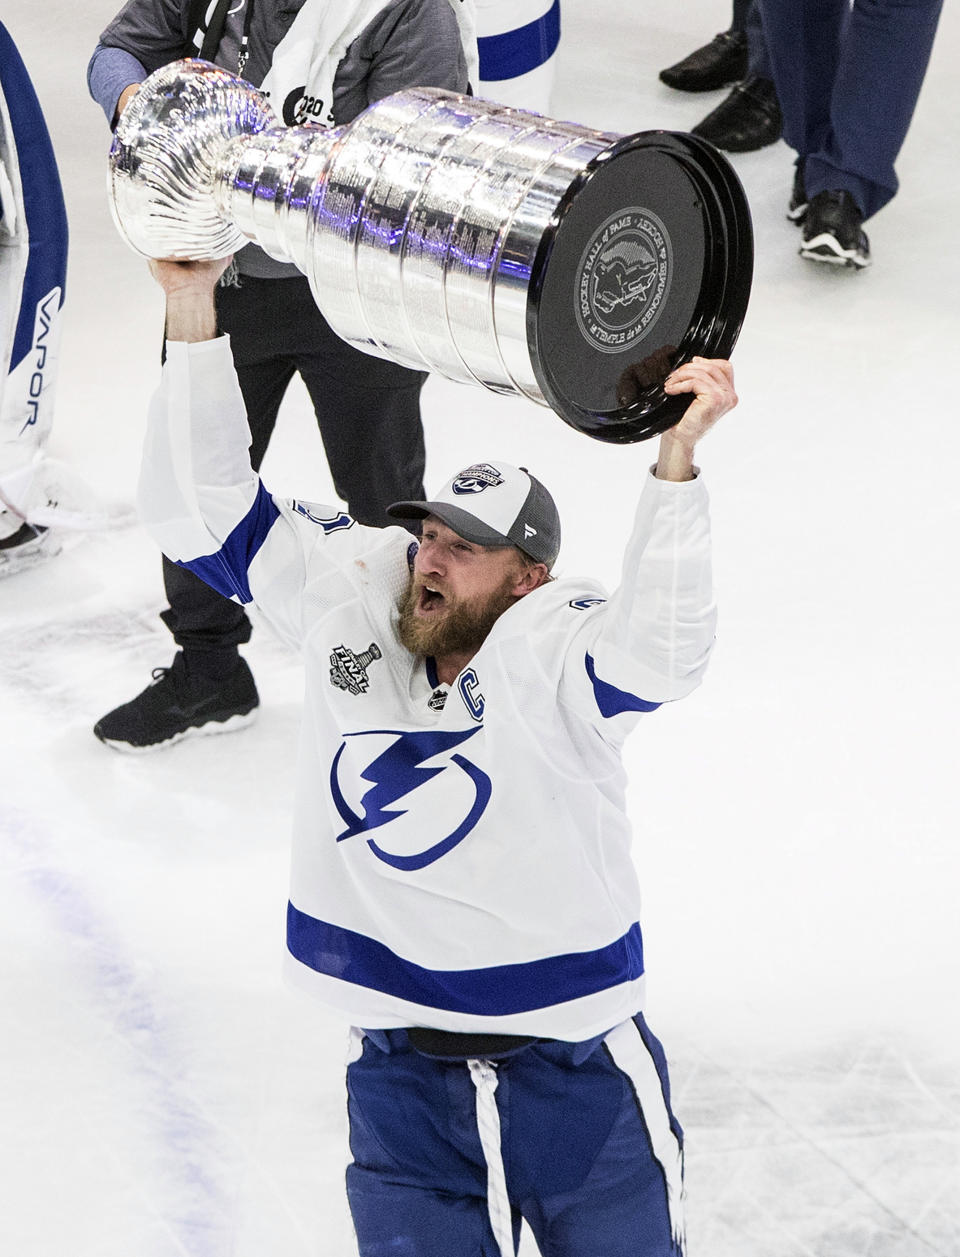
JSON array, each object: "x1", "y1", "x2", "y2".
[{"x1": 388, "y1": 461, "x2": 561, "y2": 569}]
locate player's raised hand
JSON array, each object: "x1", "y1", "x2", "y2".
[{"x1": 656, "y1": 356, "x2": 737, "y2": 481}]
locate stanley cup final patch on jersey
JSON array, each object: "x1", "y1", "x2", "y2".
[
  {"x1": 330, "y1": 642, "x2": 382, "y2": 695},
  {"x1": 451, "y1": 464, "x2": 505, "y2": 495}
]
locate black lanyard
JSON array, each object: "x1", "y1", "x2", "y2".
[{"x1": 191, "y1": 0, "x2": 255, "y2": 75}]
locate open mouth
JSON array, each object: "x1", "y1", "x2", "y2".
[{"x1": 418, "y1": 585, "x2": 446, "y2": 615}]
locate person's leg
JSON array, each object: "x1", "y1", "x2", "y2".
[
  {"x1": 346, "y1": 1031, "x2": 519, "y2": 1257},
  {"x1": 306, "y1": 351, "x2": 427, "y2": 528},
  {"x1": 0, "y1": 21, "x2": 69, "y2": 575},
  {"x1": 804, "y1": 0, "x2": 944, "y2": 219},
  {"x1": 756, "y1": 0, "x2": 847, "y2": 159},
  {"x1": 744, "y1": 0, "x2": 771, "y2": 79},
  {"x1": 511, "y1": 1016, "x2": 685, "y2": 1257},
  {"x1": 688, "y1": 1, "x2": 781, "y2": 153},
  {"x1": 279, "y1": 278, "x2": 428, "y2": 528},
  {"x1": 755, "y1": 0, "x2": 871, "y2": 265},
  {"x1": 730, "y1": 0, "x2": 751, "y2": 31}
]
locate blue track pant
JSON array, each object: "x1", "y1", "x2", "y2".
[{"x1": 758, "y1": 0, "x2": 943, "y2": 218}]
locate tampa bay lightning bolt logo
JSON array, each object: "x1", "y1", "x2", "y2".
[
  {"x1": 330, "y1": 728, "x2": 491, "y2": 870},
  {"x1": 451, "y1": 464, "x2": 504, "y2": 495}
]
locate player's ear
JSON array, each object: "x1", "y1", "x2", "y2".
[{"x1": 513, "y1": 561, "x2": 549, "y2": 596}]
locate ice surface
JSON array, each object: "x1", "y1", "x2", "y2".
[{"x1": 2, "y1": 2, "x2": 958, "y2": 1254}]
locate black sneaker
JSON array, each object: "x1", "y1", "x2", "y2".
[
  {"x1": 659, "y1": 30, "x2": 748, "y2": 93},
  {"x1": 690, "y1": 75, "x2": 782, "y2": 153},
  {"x1": 787, "y1": 161, "x2": 808, "y2": 223},
  {"x1": 94, "y1": 651, "x2": 259, "y2": 751},
  {"x1": 800, "y1": 190, "x2": 871, "y2": 269}
]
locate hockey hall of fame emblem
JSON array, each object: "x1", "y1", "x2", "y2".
[{"x1": 574, "y1": 207, "x2": 673, "y2": 355}]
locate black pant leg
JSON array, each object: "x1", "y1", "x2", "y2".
[
  {"x1": 276, "y1": 282, "x2": 428, "y2": 528},
  {"x1": 731, "y1": 0, "x2": 753, "y2": 32},
  {"x1": 160, "y1": 556, "x2": 253, "y2": 649},
  {"x1": 304, "y1": 349, "x2": 427, "y2": 529}
]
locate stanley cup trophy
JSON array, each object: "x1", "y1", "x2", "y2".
[{"x1": 109, "y1": 60, "x2": 753, "y2": 442}]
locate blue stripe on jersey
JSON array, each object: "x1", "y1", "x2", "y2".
[
  {"x1": 0, "y1": 22, "x2": 69, "y2": 372},
  {"x1": 177, "y1": 481, "x2": 280, "y2": 603},
  {"x1": 477, "y1": 0, "x2": 561, "y2": 81},
  {"x1": 585, "y1": 653, "x2": 661, "y2": 717},
  {"x1": 287, "y1": 902, "x2": 644, "y2": 1016}
]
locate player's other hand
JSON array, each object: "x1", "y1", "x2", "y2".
[
  {"x1": 148, "y1": 256, "x2": 234, "y2": 297},
  {"x1": 113, "y1": 83, "x2": 141, "y2": 127}
]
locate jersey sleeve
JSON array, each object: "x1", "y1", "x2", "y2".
[
  {"x1": 558, "y1": 468, "x2": 716, "y2": 743},
  {"x1": 137, "y1": 336, "x2": 388, "y2": 648}
]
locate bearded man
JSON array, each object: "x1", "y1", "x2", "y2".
[{"x1": 136, "y1": 254, "x2": 737, "y2": 1257}]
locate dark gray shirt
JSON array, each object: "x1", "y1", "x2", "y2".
[{"x1": 88, "y1": 0, "x2": 469, "y2": 276}]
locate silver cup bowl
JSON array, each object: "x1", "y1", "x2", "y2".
[{"x1": 110, "y1": 60, "x2": 753, "y2": 442}]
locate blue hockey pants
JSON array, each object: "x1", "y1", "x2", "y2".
[{"x1": 346, "y1": 1014, "x2": 685, "y2": 1257}]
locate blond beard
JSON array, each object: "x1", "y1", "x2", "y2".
[{"x1": 396, "y1": 571, "x2": 520, "y2": 659}]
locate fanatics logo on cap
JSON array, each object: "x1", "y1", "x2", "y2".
[{"x1": 451, "y1": 464, "x2": 505, "y2": 495}]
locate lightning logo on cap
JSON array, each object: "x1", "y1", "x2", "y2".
[{"x1": 452, "y1": 464, "x2": 504, "y2": 494}]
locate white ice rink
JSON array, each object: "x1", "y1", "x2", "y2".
[{"x1": 2, "y1": 2, "x2": 959, "y2": 1254}]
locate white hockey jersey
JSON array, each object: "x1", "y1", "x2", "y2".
[{"x1": 139, "y1": 337, "x2": 717, "y2": 1041}]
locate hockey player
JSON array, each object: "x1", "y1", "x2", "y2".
[
  {"x1": 0, "y1": 21, "x2": 69, "y2": 576},
  {"x1": 137, "y1": 253, "x2": 737, "y2": 1256}
]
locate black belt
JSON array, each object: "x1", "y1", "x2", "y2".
[{"x1": 406, "y1": 1027, "x2": 541, "y2": 1060}]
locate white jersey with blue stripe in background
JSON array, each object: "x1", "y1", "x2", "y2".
[
  {"x1": 475, "y1": 0, "x2": 561, "y2": 112},
  {"x1": 0, "y1": 20, "x2": 68, "y2": 517},
  {"x1": 138, "y1": 335, "x2": 716, "y2": 1042}
]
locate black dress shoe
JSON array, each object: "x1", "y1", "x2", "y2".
[
  {"x1": 659, "y1": 30, "x2": 748, "y2": 93},
  {"x1": 691, "y1": 75, "x2": 783, "y2": 153}
]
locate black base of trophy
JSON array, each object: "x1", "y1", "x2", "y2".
[{"x1": 527, "y1": 131, "x2": 753, "y2": 443}]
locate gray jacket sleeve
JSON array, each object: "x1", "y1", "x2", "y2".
[
  {"x1": 93, "y1": 0, "x2": 192, "y2": 74},
  {"x1": 333, "y1": 0, "x2": 469, "y2": 124},
  {"x1": 87, "y1": 0, "x2": 190, "y2": 123},
  {"x1": 87, "y1": 45, "x2": 148, "y2": 124}
]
